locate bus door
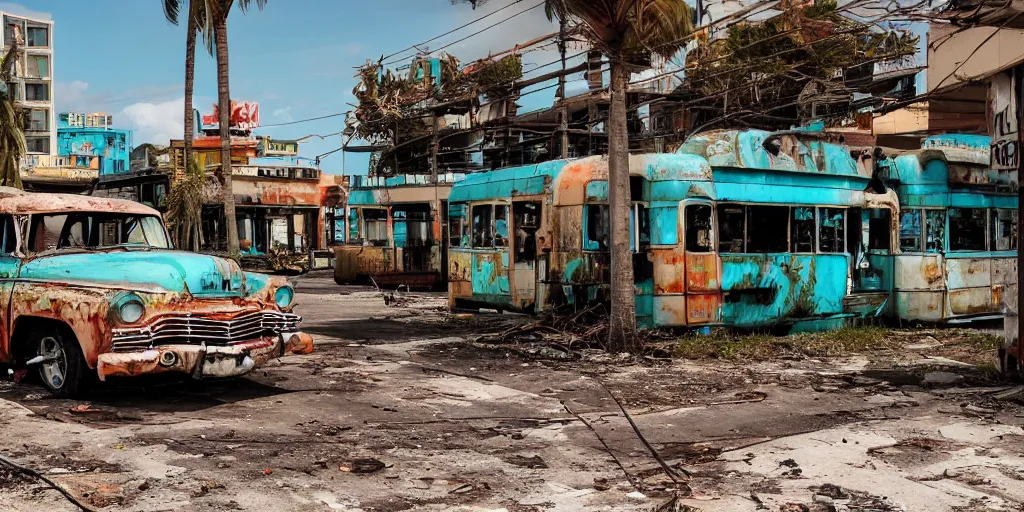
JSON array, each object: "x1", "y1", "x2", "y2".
[
  {"x1": 845, "y1": 204, "x2": 896, "y2": 317},
  {"x1": 652, "y1": 200, "x2": 721, "y2": 326},
  {"x1": 510, "y1": 200, "x2": 542, "y2": 311}
]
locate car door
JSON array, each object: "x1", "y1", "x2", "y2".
[{"x1": 0, "y1": 215, "x2": 23, "y2": 362}]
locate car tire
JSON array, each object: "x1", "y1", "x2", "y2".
[{"x1": 33, "y1": 326, "x2": 88, "y2": 398}]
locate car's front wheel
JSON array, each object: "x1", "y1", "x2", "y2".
[{"x1": 33, "y1": 326, "x2": 87, "y2": 398}]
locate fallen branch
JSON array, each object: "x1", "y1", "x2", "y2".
[
  {"x1": 595, "y1": 377, "x2": 692, "y2": 483},
  {"x1": 420, "y1": 366, "x2": 494, "y2": 382},
  {"x1": 561, "y1": 400, "x2": 642, "y2": 492},
  {"x1": 0, "y1": 454, "x2": 99, "y2": 512}
]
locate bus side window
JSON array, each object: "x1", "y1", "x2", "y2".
[
  {"x1": 791, "y1": 207, "x2": 815, "y2": 253},
  {"x1": 992, "y1": 208, "x2": 1018, "y2": 251},
  {"x1": 584, "y1": 204, "x2": 609, "y2": 251},
  {"x1": 899, "y1": 209, "x2": 922, "y2": 252},
  {"x1": 685, "y1": 204, "x2": 713, "y2": 253},
  {"x1": 717, "y1": 203, "x2": 745, "y2": 253},
  {"x1": 472, "y1": 205, "x2": 493, "y2": 248},
  {"x1": 925, "y1": 210, "x2": 946, "y2": 253},
  {"x1": 494, "y1": 205, "x2": 509, "y2": 247},
  {"x1": 513, "y1": 202, "x2": 540, "y2": 262},
  {"x1": 818, "y1": 207, "x2": 845, "y2": 253},
  {"x1": 746, "y1": 205, "x2": 788, "y2": 253},
  {"x1": 949, "y1": 208, "x2": 985, "y2": 251},
  {"x1": 448, "y1": 203, "x2": 467, "y2": 248}
]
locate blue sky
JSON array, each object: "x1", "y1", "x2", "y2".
[
  {"x1": 18, "y1": 0, "x2": 931, "y2": 175},
  {"x1": 18, "y1": 0, "x2": 566, "y2": 175}
]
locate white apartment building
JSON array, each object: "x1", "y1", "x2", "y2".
[{"x1": 2, "y1": 10, "x2": 54, "y2": 155}]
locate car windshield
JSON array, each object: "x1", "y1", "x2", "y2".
[{"x1": 27, "y1": 213, "x2": 171, "y2": 254}]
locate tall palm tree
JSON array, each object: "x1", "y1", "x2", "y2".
[
  {"x1": 546, "y1": 0, "x2": 693, "y2": 351},
  {"x1": 209, "y1": 0, "x2": 266, "y2": 259},
  {"x1": 162, "y1": 0, "x2": 205, "y2": 184},
  {"x1": 0, "y1": 37, "x2": 24, "y2": 189},
  {"x1": 166, "y1": 0, "x2": 266, "y2": 257}
]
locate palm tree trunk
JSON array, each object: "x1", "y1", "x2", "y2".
[
  {"x1": 607, "y1": 56, "x2": 638, "y2": 352},
  {"x1": 214, "y1": 18, "x2": 240, "y2": 258},
  {"x1": 183, "y1": 6, "x2": 196, "y2": 181}
]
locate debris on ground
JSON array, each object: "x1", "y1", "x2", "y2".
[{"x1": 339, "y1": 458, "x2": 385, "y2": 474}]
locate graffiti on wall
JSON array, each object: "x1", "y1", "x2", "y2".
[{"x1": 989, "y1": 71, "x2": 1018, "y2": 170}]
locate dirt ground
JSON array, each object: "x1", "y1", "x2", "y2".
[{"x1": 0, "y1": 272, "x2": 1023, "y2": 512}]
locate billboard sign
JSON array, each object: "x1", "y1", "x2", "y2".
[{"x1": 202, "y1": 101, "x2": 260, "y2": 130}]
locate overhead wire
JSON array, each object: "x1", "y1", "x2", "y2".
[{"x1": 380, "y1": 0, "x2": 528, "y2": 62}]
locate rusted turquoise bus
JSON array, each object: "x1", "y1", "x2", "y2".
[
  {"x1": 446, "y1": 129, "x2": 1016, "y2": 332},
  {"x1": 879, "y1": 134, "x2": 1017, "y2": 323}
]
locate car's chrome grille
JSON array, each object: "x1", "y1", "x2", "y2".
[{"x1": 111, "y1": 311, "x2": 300, "y2": 352}]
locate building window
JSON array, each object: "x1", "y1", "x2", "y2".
[
  {"x1": 25, "y1": 55, "x2": 48, "y2": 78},
  {"x1": 991, "y1": 209, "x2": 1017, "y2": 251},
  {"x1": 584, "y1": 204, "x2": 609, "y2": 251},
  {"x1": 949, "y1": 208, "x2": 986, "y2": 251},
  {"x1": 717, "y1": 203, "x2": 745, "y2": 253},
  {"x1": 27, "y1": 109, "x2": 47, "y2": 131},
  {"x1": 790, "y1": 207, "x2": 815, "y2": 253},
  {"x1": 26, "y1": 26, "x2": 47, "y2": 47},
  {"x1": 818, "y1": 207, "x2": 845, "y2": 253},
  {"x1": 362, "y1": 208, "x2": 388, "y2": 246},
  {"x1": 25, "y1": 136, "x2": 48, "y2": 153},
  {"x1": 746, "y1": 205, "x2": 788, "y2": 253},
  {"x1": 685, "y1": 204, "x2": 713, "y2": 253},
  {"x1": 25, "y1": 83, "x2": 47, "y2": 101}
]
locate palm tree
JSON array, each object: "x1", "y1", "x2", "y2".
[
  {"x1": 162, "y1": 0, "x2": 205, "y2": 184},
  {"x1": 547, "y1": 0, "x2": 695, "y2": 351},
  {"x1": 209, "y1": 0, "x2": 266, "y2": 259},
  {"x1": 0, "y1": 38, "x2": 24, "y2": 189},
  {"x1": 165, "y1": 0, "x2": 266, "y2": 257}
]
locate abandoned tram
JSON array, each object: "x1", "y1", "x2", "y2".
[
  {"x1": 333, "y1": 173, "x2": 465, "y2": 288},
  {"x1": 444, "y1": 129, "x2": 1018, "y2": 331}
]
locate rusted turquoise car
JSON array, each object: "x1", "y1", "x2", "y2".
[{"x1": 0, "y1": 187, "x2": 313, "y2": 397}]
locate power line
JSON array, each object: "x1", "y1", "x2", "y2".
[
  {"x1": 257, "y1": 112, "x2": 347, "y2": 128},
  {"x1": 383, "y1": 0, "x2": 547, "y2": 66},
  {"x1": 381, "y1": 0, "x2": 527, "y2": 62}
]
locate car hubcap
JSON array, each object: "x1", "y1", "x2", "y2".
[{"x1": 38, "y1": 337, "x2": 67, "y2": 389}]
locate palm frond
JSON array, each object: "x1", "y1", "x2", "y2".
[
  {"x1": 163, "y1": 0, "x2": 183, "y2": 24},
  {"x1": 237, "y1": 0, "x2": 268, "y2": 14},
  {"x1": 165, "y1": 157, "x2": 206, "y2": 251}
]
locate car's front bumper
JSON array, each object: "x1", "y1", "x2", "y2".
[{"x1": 94, "y1": 332, "x2": 314, "y2": 381}]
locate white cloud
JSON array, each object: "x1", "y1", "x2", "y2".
[
  {"x1": 0, "y1": 2, "x2": 51, "y2": 21},
  {"x1": 272, "y1": 107, "x2": 293, "y2": 123},
  {"x1": 53, "y1": 80, "x2": 91, "y2": 111},
  {"x1": 122, "y1": 98, "x2": 185, "y2": 145}
]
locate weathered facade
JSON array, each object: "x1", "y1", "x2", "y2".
[
  {"x1": 56, "y1": 112, "x2": 132, "y2": 176},
  {"x1": 3, "y1": 9, "x2": 55, "y2": 155},
  {"x1": 167, "y1": 135, "x2": 327, "y2": 258}
]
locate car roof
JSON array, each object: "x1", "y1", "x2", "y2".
[{"x1": 0, "y1": 187, "x2": 161, "y2": 216}]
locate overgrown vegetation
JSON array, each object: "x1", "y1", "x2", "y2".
[
  {"x1": 165, "y1": 159, "x2": 206, "y2": 251},
  {"x1": 685, "y1": 0, "x2": 919, "y2": 128},
  {"x1": 673, "y1": 327, "x2": 1004, "y2": 362},
  {"x1": 351, "y1": 53, "x2": 523, "y2": 144},
  {"x1": 0, "y1": 38, "x2": 24, "y2": 189}
]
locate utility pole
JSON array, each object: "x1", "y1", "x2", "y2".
[
  {"x1": 1015, "y1": 63, "x2": 1024, "y2": 372},
  {"x1": 558, "y1": 18, "x2": 569, "y2": 159},
  {"x1": 431, "y1": 113, "x2": 440, "y2": 183}
]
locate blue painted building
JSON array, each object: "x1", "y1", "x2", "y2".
[{"x1": 56, "y1": 112, "x2": 132, "y2": 177}]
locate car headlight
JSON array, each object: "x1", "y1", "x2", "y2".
[
  {"x1": 274, "y1": 285, "x2": 294, "y2": 309},
  {"x1": 112, "y1": 293, "x2": 146, "y2": 324}
]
